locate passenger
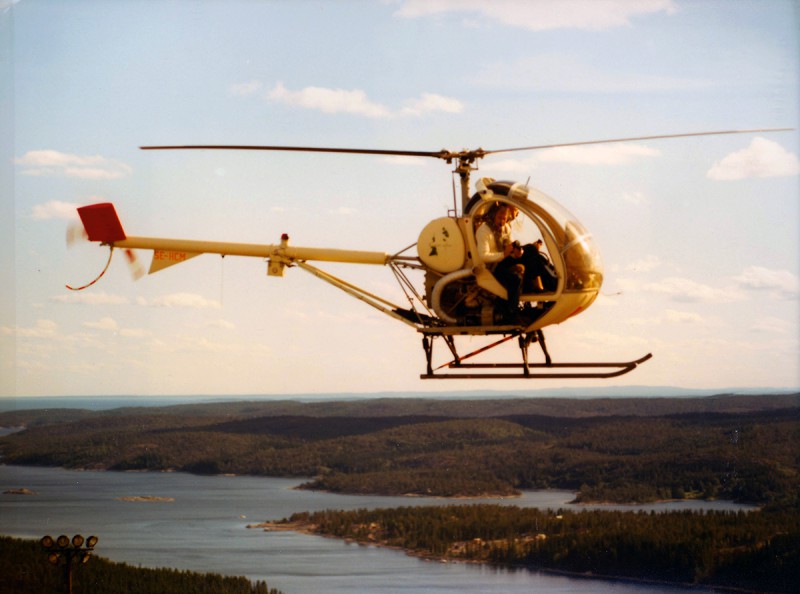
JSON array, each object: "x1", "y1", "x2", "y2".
[{"x1": 520, "y1": 239, "x2": 558, "y2": 293}]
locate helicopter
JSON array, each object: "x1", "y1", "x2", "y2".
[{"x1": 70, "y1": 129, "x2": 790, "y2": 379}]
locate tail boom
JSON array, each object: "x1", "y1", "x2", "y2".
[
  {"x1": 77, "y1": 203, "x2": 391, "y2": 272},
  {"x1": 113, "y1": 236, "x2": 390, "y2": 266}
]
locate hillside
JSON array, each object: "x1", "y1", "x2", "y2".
[
  {"x1": 1, "y1": 394, "x2": 797, "y2": 504},
  {"x1": 268, "y1": 505, "x2": 799, "y2": 593},
  {"x1": 1, "y1": 392, "x2": 797, "y2": 426}
]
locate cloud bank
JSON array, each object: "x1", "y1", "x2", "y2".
[
  {"x1": 137, "y1": 293, "x2": 221, "y2": 309},
  {"x1": 707, "y1": 137, "x2": 800, "y2": 180},
  {"x1": 232, "y1": 81, "x2": 464, "y2": 119},
  {"x1": 734, "y1": 266, "x2": 799, "y2": 299},
  {"x1": 393, "y1": 0, "x2": 678, "y2": 32},
  {"x1": 15, "y1": 150, "x2": 132, "y2": 179},
  {"x1": 268, "y1": 82, "x2": 392, "y2": 118},
  {"x1": 488, "y1": 142, "x2": 661, "y2": 171},
  {"x1": 31, "y1": 200, "x2": 82, "y2": 220}
]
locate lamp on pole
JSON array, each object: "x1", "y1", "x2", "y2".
[{"x1": 41, "y1": 533, "x2": 98, "y2": 594}]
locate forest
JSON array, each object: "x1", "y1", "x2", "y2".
[
  {"x1": 1, "y1": 394, "x2": 797, "y2": 505},
  {"x1": 0, "y1": 536, "x2": 281, "y2": 594},
  {"x1": 275, "y1": 504, "x2": 799, "y2": 592}
]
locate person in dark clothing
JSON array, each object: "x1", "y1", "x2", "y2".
[
  {"x1": 476, "y1": 205, "x2": 559, "y2": 319},
  {"x1": 520, "y1": 239, "x2": 558, "y2": 293}
]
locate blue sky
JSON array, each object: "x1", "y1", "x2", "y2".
[{"x1": 1, "y1": 0, "x2": 798, "y2": 397}]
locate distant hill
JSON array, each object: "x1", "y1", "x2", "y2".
[
  {"x1": 1, "y1": 394, "x2": 797, "y2": 504},
  {"x1": 1, "y1": 386, "x2": 797, "y2": 412},
  {"x1": 1, "y1": 390, "x2": 797, "y2": 419}
]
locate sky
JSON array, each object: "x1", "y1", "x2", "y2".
[{"x1": 1, "y1": 0, "x2": 798, "y2": 398}]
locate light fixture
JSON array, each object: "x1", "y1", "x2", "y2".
[{"x1": 41, "y1": 532, "x2": 99, "y2": 593}]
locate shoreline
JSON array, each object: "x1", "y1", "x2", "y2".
[
  {"x1": 248, "y1": 519, "x2": 759, "y2": 594},
  {"x1": 4, "y1": 462, "x2": 761, "y2": 507},
  {"x1": 295, "y1": 485, "x2": 525, "y2": 500}
]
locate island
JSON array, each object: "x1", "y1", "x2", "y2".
[{"x1": 115, "y1": 495, "x2": 175, "y2": 502}]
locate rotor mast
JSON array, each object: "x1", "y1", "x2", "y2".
[
  {"x1": 444, "y1": 149, "x2": 486, "y2": 214},
  {"x1": 455, "y1": 155, "x2": 473, "y2": 213}
]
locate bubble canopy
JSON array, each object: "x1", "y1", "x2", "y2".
[{"x1": 469, "y1": 181, "x2": 603, "y2": 294}]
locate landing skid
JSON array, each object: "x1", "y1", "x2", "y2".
[
  {"x1": 419, "y1": 329, "x2": 652, "y2": 379},
  {"x1": 421, "y1": 354, "x2": 653, "y2": 379}
]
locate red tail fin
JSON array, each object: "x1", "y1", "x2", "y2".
[{"x1": 77, "y1": 203, "x2": 126, "y2": 243}]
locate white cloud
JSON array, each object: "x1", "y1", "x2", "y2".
[
  {"x1": 749, "y1": 316, "x2": 793, "y2": 335},
  {"x1": 570, "y1": 329, "x2": 649, "y2": 348},
  {"x1": 17, "y1": 150, "x2": 102, "y2": 167},
  {"x1": 626, "y1": 308, "x2": 706, "y2": 326},
  {"x1": 266, "y1": 82, "x2": 462, "y2": 119},
  {"x1": 31, "y1": 200, "x2": 82, "y2": 220},
  {"x1": 621, "y1": 191, "x2": 648, "y2": 205},
  {"x1": 393, "y1": 0, "x2": 678, "y2": 31},
  {"x1": 15, "y1": 150, "x2": 133, "y2": 179},
  {"x1": 487, "y1": 143, "x2": 660, "y2": 171},
  {"x1": 148, "y1": 334, "x2": 233, "y2": 354},
  {"x1": 642, "y1": 276, "x2": 744, "y2": 303},
  {"x1": 537, "y1": 144, "x2": 661, "y2": 165},
  {"x1": 63, "y1": 167, "x2": 123, "y2": 179},
  {"x1": 82, "y1": 317, "x2": 119, "y2": 331},
  {"x1": 401, "y1": 93, "x2": 464, "y2": 116},
  {"x1": 52, "y1": 291, "x2": 131, "y2": 305},
  {"x1": 485, "y1": 157, "x2": 538, "y2": 174},
  {"x1": 204, "y1": 319, "x2": 235, "y2": 330},
  {"x1": 624, "y1": 255, "x2": 661, "y2": 273},
  {"x1": 381, "y1": 155, "x2": 429, "y2": 166},
  {"x1": 706, "y1": 137, "x2": 800, "y2": 180},
  {"x1": 330, "y1": 206, "x2": 357, "y2": 216},
  {"x1": 664, "y1": 309, "x2": 704, "y2": 324},
  {"x1": 625, "y1": 315, "x2": 661, "y2": 327},
  {"x1": 138, "y1": 292, "x2": 221, "y2": 309},
  {"x1": 119, "y1": 328, "x2": 152, "y2": 338},
  {"x1": 1, "y1": 319, "x2": 58, "y2": 338},
  {"x1": 268, "y1": 82, "x2": 391, "y2": 118},
  {"x1": 1, "y1": 0, "x2": 21, "y2": 12},
  {"x1": 191, "y1": 337, "x2": 234, "y2": 353},
  {"x1": 733, "y1": 266, "x2": 799, "y2": 299}
]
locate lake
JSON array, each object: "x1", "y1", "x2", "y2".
[{"x1": 0, "y1": 464, "x2": 752, "y2": 593}]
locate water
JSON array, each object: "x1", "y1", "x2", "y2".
[{"x1": 0, "y1": 465, "x2": 750, "y2": 593}]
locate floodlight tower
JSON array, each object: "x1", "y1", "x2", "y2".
[{"x1": 41, "y1": 534, "x2": 98, "y2": 594}]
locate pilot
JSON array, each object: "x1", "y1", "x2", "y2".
[
  {"x1": 475, "y1": 203, "x2": 516, "y2": 263},
  {"x1": 475, "y1": 203, "x2": 525, "y2": 315}
]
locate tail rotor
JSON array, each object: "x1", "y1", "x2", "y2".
[{"x1": 65, "y1": 209, "x2": 144, "y2": 290}]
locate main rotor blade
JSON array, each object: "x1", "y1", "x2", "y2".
[
  {"x1": 140, "y1": 144, "x2": 449, "y2": 159},
  {"x1": 141, "y1": 128, "x2": 793, "y2": 162},
  {"x1": 483, "y1": 128, "x2": 794, "y2": 156}
]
